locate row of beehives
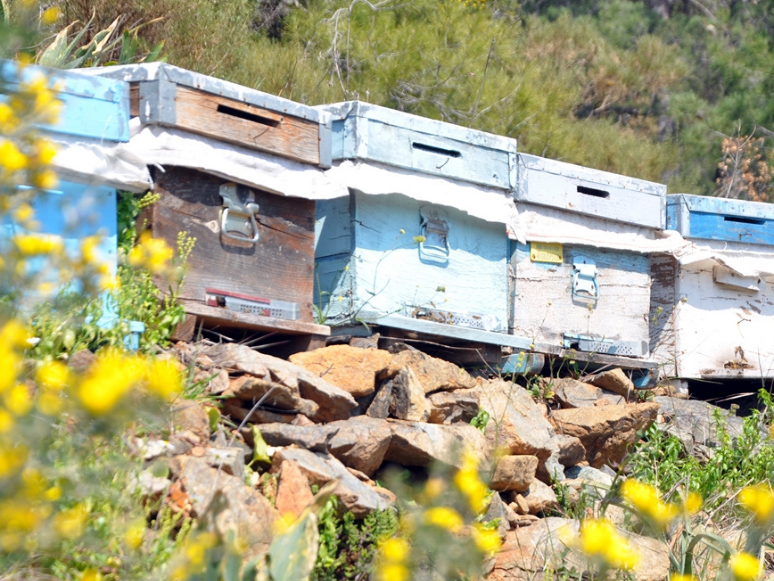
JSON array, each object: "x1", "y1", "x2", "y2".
[{"x1": 7, "y1": 60, "x2": 774, "y2": 384}]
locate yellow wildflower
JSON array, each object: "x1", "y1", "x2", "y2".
[
  {"x1": 145, "y1": 358, "x2": 183, "y2": 401},
  {"x1": 77, "y1": 349, "x2": 146, "y2": 415},
  {"x1": 0, "y1": 140, "x2": 27, "y2": 172},
  {"x1": 0, "y1": 103, "x2": 18, "y2": 132},
  {"x1": 670, "y1": 574, "x2": 697, "y2": 581},
  {"x1": 730, "y1": 552, "x2": 762, "y2": 581},
  {"x1": 0, "y1": 443, "x2": 27, "y2": 478},
  {"x1": 128, "y1": 232, "x2": 174, "y2": 274},
  {"x1": 620, "y1": 479, "x2": 678, "y2": 528},
  {"x1": 738, "y1": 484, "x2": 774, "y2": 525},
  {"x1": 0, "y1": 409, "x2": 14, "y2": 433},
  {"x1": 33, "y1": 138, "x2": 57, "y2": 165},
  {"x1": 45, "y1": 486, "x2": 62, "y2": 502},
  {"x1": 380, "y1": 537, "x2": 409, "y2": 562},
  {"x1": 423, "y1": 477, "x2": 445, "y2": 500},
  {"x1": 683, "y1": 491, "x2": 703, "y2": 515},
  {"x1": 578, "y1": 518, "x2": 639, "y2": 571},
  {"x1": 81, "y1": 569, "x2": 102, "y2": 581},
  {"x1": 0, "y1": 320, "x2": 30, "y2": 349},
  {"x1": 5, "y1": 384, "x2": 32, "y2": 416},
  {"x1": 377, "y1": 564, "x2": 409, "y2": 581},
  {"x1": 125, "y1": 520, "x2": 146, "y2": 551},
  {"x1": 38, "y1": 391, "x2": 63, "y2": 415},
  {"x1": 53, "y1": 504, "x2": 88, "y2": 539},
  {"x1": 472, "y1": 523, "x2": 501, "y2": 554},
  {"x1": 422, "y1": 506, "x2": 464, "y2": 533},
  {"x1": 272, "y1": 512, "x2": 297, "y2": 535},
  {"x1": 13, "y1": 233, "x2": 63, "y2": 256},
  {"x1": 81, "y1": 235, "x2": 102, "y2": 265},
  {"x1": 31, "y1": 168, "x2": 58, "y2": 190},
  {"x1": 41, "y1": 6, "x2": 61, "y2": 24},
  {"x1": 454, "y1": 449, "x2": 489, "y2": 514},
  {"x1": 36, "y1": 360, "x2": 71, "y2": 391},
  {"x1": 184, "y1": 531, "x2": 217, "y2": 571},
  {"x1": 13, "y1": 203, "x2": 34, "y2": 223}
]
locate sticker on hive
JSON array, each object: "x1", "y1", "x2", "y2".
[{"x1": 529, "y1": 242, "x2": 563, "y2": 264}]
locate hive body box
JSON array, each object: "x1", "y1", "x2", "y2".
[
  {"x1": 93, "y1": 64, "x2": 332, "y2": 335},
  {"x1": 511, "y1": 154, "x2": 667, "y2": 359},
  {"x1": 315, "y1": 101, "x2": 529, "y2": 348},
  {"x1": 651, "y1": 194, "x2": 774, "y2": 379},
  {"x1": 0, "y1": 62, "x2": 127, "y2": 302}
]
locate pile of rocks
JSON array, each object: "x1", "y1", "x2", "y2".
[{"x1": 132, "y1": 340, "x2": 725, "y2": 580}]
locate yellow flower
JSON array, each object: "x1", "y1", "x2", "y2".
[
  {"x1": 38, "y1": 391, "x2": 63, "y2": 415},
  {"x1": 145, "y1": 358, "x2": 183, "y2": 400},
  {"x1": 125, "y1": 520, "x2": 146, "y2": 551},
  {"x1": 76, "y1": 350, "x2": 146, "y2": 415},
  {"x1": 730, "y1": 552, "x2": 762, "y2": 581},
  {"x1": 41, "y1": 6, "x2": 61, "y2": 24},
  {"x1": 81, "y1": 569, "x2": 102, "y2": 581},
  {"x1": 13, "y1": 233, "x2": 63, "y2": 256},
  {"x1": 472, "y1": 523, "x2": 501, "y2": 554},
  {"x1": 0, "y1": 139, "x2": 28, "y2": 173},
  {"x1": 36, "y1": 361, "x2": 71, "y2": 391},
  {"x1": 670, "y1": 574, "x2": 697, "y2": 581},
  {"x1": 45, "y1": 486, "x2": 62, "y2": 502},
  {"x1": 5, "y1": 384, "x2": 32, "y2": 416},
  {"x1": 184, "y1": 531, "x2": 217, "y2": 570},
  {"x1": 0, "y1": 103, "x2": 18, "y2": 132},
  {"x1": 380, "y1": 537, "x2": 409, "y2": 562},
  {"x1": 422, "y1": 506, "x2": 463, "y2": 533},
  {"x1": 738, "y1": 484, "x2": 774, "y2": 524},
  {"x1": 0, "y1": 409, "x2": 14, "y2": 433},
  {"x1": 272, "y1": 512, "x2": 297, "y2": 535},
  {"x1": 0, "y1": 443, "x2": 28, "y2": 479},
  {"x1": 683, "y1": 491, "x2": 703, "y2": 515},
  {"x1": 454, "y1": 450, "x2": 489, "y2": 514},
  {"x1": 578, "y1": 518, "x2": 639, "y2": 571},
  {"x1": 31, "y1": 169, "x2": 58, "y2": 190},
  {"x1": 424, "y1": 477, "x2": 445, "y2": 500},
  {"x1": 53, "y1": 504, "x2": 88, "y2": 539},
  {"x1": 376, "y1": 563, "x2": 409, "y2": 581},
  {"x1": 33, "y1": 138, "x2": 57, "y2": 165},
  {"x1": 128, "y1": 232, "x2": 174, "y2": 274},
  {"x1": 620, "y1": 479, "x2": 678, "y2": 528},
  {"x1": 13, "y1": 203, "x2": 34, "y2": 223}
]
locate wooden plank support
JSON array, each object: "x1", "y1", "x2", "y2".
[{"x1": 181, "y1": 301, "x2": 330, "y2": 336}]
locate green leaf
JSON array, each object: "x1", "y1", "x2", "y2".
[
  {"x1": 268, "y1": 510, "x2": 320, "y2": 581},
  {"x1": 207, "y1": 407, "x2": 221, "y2": 433},
  {"x1": 251, "y1": 426, "x2": 271, "y2": 465}
]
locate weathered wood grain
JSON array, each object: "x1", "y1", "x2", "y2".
[
  {"x1": 648, "y1": 255, "x2": 679, "y2": 378},
  {"x1": 172, "y1": 86, "x2": 320, "y2": 165},
  {"x1": 181, "y1": 301, "x2": 330, "y2": 336},
  {"x1": 145, "y1": 166, "x2": 316, "y2": 323}
]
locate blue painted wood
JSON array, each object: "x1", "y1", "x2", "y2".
[
  {"x1": 667, "y1": 194, "x2": 774, "y2": 245},
  {"x1": 320, "y1": 101, "x2": 517, "y2": 190},
  {"x1": 516, "y1": 154, "x2": 666, "y2": 229},
  {"x1": 0, "y1": 60, "x2": 130, "y2": 142},
  {"x1": 314, "y1": 191, "x2": 510, "y2": 334}
]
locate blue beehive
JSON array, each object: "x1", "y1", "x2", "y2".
[
  {"x1": 314, "y1": 101, "x2": 538, "y2": 356},
  {"x1": 650, "y1": 194, "x2": 774, "y2": 380},
  {"x1": 512, "y1": 154, "x2": 668, "y2": 369},
  {"x1": 0, "y1": 61, "x2": 129, "y2": 310}
]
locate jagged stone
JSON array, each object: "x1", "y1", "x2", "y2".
[
  {"x1": 385, "y1": 420, "x2": 490, "y2": 470},
  {"x1": 587, "y1": 368, "x2": 635, "y2": 399},
  {"x1": 489, "y1": 455, "x2": 538, "y2": 493},
  {"x1": 366, "y1": 382, "x2": 393, "y2": 419},
  {"x1": 389, "y1": 367, "x2": 430, "y2": 422},
  {"x1": 242, "y1": 423, "x2": 337, "y2": 453},
  {"x1": 484, "y1": 492, "x2": 510, "y2": 536},
  {"x1": 550, "y1": 403, "x2": 659, "y2": 468},
  {"x1": 221, "y1": 397, "x2": 319, "y2": 424},
  {"x1": 552, "y1": 434, "x2": 586, "y2": 467},
  {"x1": 378, "y1": 349, "x2": 477, "y2": 394},
  {"x1": 327, "y1": 416, "x2": 393, "y2": 477},
  {"x1": 203, "y1": 447, "x2": 245, "y2": 479},
  {"x1": 553, "y1": 378, "x2": 603, "y2": 408},
  {"x1": 207, "y1": 343, "x2": 270, "y2": 378},
  {"x1": 521, "y1": 479, "x2": 559, "y2": 515},
  {"x1": 272, "y1": 447, "x2": 390, "y2": 518},
  {"x1": 171, "y1": 402, "x2": 211, "y2": 442},
  {"x1": 275, "y1": 459, "x2": 314, "y2": 518},
  {"x1": 289, "y1": 345, "x2": 392, "y2": 398},
  {"x1": 655, "y1": 396, "x2": 744, "y2": 451},
  {"x1": 427, "y1": 390, "x2": 479, "y2": 424}
]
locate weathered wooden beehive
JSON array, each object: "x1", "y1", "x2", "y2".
[
  {"x1": 511, "y1": 153, "x2": 671, "y2": 374},
  {"x1": 650, "y1": 194, "x2": 774, "y2": 380},
  {"x1": 315, "y1": 101, "x2": 539, "y2": 359},
  {"x1": 0, "y1": 61, "x2": 134, "y2": 303},
  {"x1": 91, "y1": 63, "x2": 336, "y2": 340}
]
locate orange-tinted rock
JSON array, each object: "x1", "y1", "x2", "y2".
[{"x1": 290, "y1": 345, "x2": 392, "y2": 398}]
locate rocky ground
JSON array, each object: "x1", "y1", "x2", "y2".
[{"x1": 131, "y1": 340, "x2": 746, "y2": 580}]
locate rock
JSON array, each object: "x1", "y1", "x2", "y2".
[
  {"x1": 327, "y1": 416, "x2": 393, "y2": 477},
  {"x1": 478, "y1": 380, "x2": 555, "y2": 462},
  {"x1": 171, "y1": 402, "x2": 211, "y2": 442},
  {"x1": 490, "y1": 455, "x2": 538, "y2": 493},
  {"x1": 133, "y1": 470, "x2": 171, "y2": 498},
  {"x1": 135, "y1": 438, "x2": 176, "y2": 461},
  {"x1": 289, "y1": 345, "x2": 392, "y2": 398},
  {"x1": 427, "y1": 390, "x2": 479, "y2": 424},
  {"x1": 220, "y1": 399, "x2": 311, "y2": 425},
  {"x1": 275, "y1": 459, "x2": 314, "y2": 518},
  {"x1": 511, "y1": 496, "x2": 529, "y2": 515},
  {"x1": 553, "y1": 378, "x2": 603, "y2": 408},
  {"x1": 179, "y1": 457, "x2": 278, "y2": 558},
  {"x1": 550, "y1": 403, "x2": 659, "y2": 468},
  {"x1": 378, "y1": 349, "x2": 476, "y2": 394},
  {"x1": 521, "y1": 479, "x2": 559, "y2": 515},
  {"x1": 203, "y1": 447, "x2": 245, "y2": 479},
  {"x1": 349, "y1": 333, "x2": 380, "y2": 349},
  {"x1": 385, "y1": 421, "x2": 490, "y2": 470},
  {"x1": 389, "y1": 367, "x2": 430, "y2": 422},
  {"x1": 68, "y1": 349, "x2": 96, "y2": 372},
  {"x1": 564, "y1": 465, "x2": 613, "y2": 487},
  {"x1": 539, "y1": 452, "x2": 565, "y2": 483},
  {"x1": 587, "y1": 368, "x2": 634, "y2": 399},
  {"x1": 273, "y1": 447, "x2": 390, "y2": 518},
  {"x1": 484, "y1": 492, "x2": 510, "y2": 536},
  {"x1": 366, "y1": 382, "x2": 393, "y2": 419},
  {"x1": 655, "y1": 396, "x2": 744, "y2": 451},
  {"x1": 490, "y1": 517, "x2": 670, "y2": 581},
  {"x1": 552, "y1": 434, "x2": 586, "y2": 467},
  {"x1": 244, "y1": 423, "x2": 338, "y2": 453},
  {"x1": 225, "y1": 376, "x2": 313, "y2": 414},
  {"x1": 209, "y1": 345, "x2": 357, "y2": 422},
  {"x1": 209, "y1": 369, "x2": 230, "y2": 394},
  {"x1": 504, "y1": 501, "x2": 520, "y2": 527}
]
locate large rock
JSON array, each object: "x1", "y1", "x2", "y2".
[
  {"x1": 273, "y1": 447, "x2": 390, "y2": 518},
  {"x1": 587, "y1": 368, "x2": 635, "y2": 399},
  {"x1": 427, "y1": 390, "x2": 479, "y2": 425},
  {"x1": 208, "y1": 344, "x2": 357, "y2": 422},
  {"x1": 490, "y1": 517, "x2": 669, "y2": 581},
  {"x1": 275, "y1": 459, "x2": 314, "y2": 518},
  {"x1": 244, "y1": 423, "x2": 338, "y2": 453},
  {"x1": 327, "y1": 416, "x2": 393, "y2": 477},
  {"x1": 179, "y1": 457, "x2": 278, "y2": 558},
  {"x1": 366, "y1": 383, "x2": 393, "y2": 419},
  {"x1": 289, "y1": 345, "x2": 392, "y2": 399},
  {"x1": 170, "y1": 401, "x2": 211, "y2": 443},
  {"x1": 378, "y1": 348, "x2": 476, "y2": 394},
  {"x1": 551, "y1": 434, "x2": 586, "y2": 467},
  {"x1": 520, "y1": 479, "x2": 559, "y2": 515},
  {"x1": 221, "y1": 399, "x2": 315, "y2": 425},
  {"x1": 389, "y1": 367, "x2": 430, "y2": 422},
  {"x1": 385, "y1": 421, "x2": 490, "y2": 470},
  {"x1": 489, "y1": 455, "x2": 538, "y2": 493},
  {"x1": 550, "y1": 403, "x2": 659, "y2": 468},
  {"x1": 225, "y1": 376, "x2": 318, "y2": 416},
  {"x1": 655, "y1": 396, "x2": 744, "y2": 451},
  {"x1": 478, "y1": 380, "x2": 555, "y2": 462},
  {"x1": 202, "y1": 447, "x2": 245, "y2": 479},
  {"x1": 553, "y1": 378, "x2": 603, "y2": 409}
]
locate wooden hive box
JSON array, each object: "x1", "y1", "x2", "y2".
[
  {"x1": 314, "y1": 101, "x2": 538, "y2": 354},
  {"x1": 511, "y1": 154, "x2": 667, "y2": 367},
  {"x1": 85, "y1": 64, "x2": 332, "y2": 338},
  {"x1": 0, "y1": 62, "x2": 130, "y2": 303},
  {"x1": 650, "y1": 194, "x2": 774, "y2": 380}
]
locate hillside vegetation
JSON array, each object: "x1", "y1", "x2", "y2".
[{"x1": 54, "y1": 0, "x2": 774, "y2": 200}]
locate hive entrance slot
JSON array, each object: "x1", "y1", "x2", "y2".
[
  {"x1": 412, "y1": 142, "x2": 462, "y2": 158},
  {"x1": 216, "y1": 104, "x2": 280, "y2": 127},
  {"x1": 577, "y1": 185, "x2": 610, "y2": 198},
  {"x1": 724, "y1": 216, "x2": 765, "y2": 225}
]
